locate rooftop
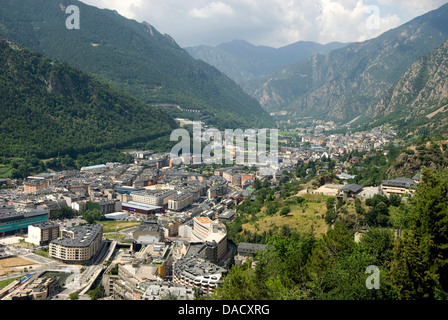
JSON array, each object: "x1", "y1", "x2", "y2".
[
  {"x1": 339, "y1": 184, "x2": 363, "y2": 194},
  {"x1": 382, "y1": 178, "x2": 417, "y2": 189},
  {"x1": 123, "y1": 201, "x2": 162, "y2": 211},
  {"x1": 238, "y1": 242, "x2": 267, "y2": 254},
  {"x1": 51, "y1": 224, "x2": 102, "y2": 247},
  {"x1": 195, "y1": 217, "x2": 212, "y2": 225}
]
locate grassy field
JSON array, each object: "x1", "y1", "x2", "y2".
[
  {"x1": 241, "y1": 193, "x2": 334, "y2": 237},
  {"x1": 96, "y1": 220, "x2": 142, "y2": 233},
  {"x1": 0, "y1": 257, "x2": 37, "y2": 276},
  {"x1": 34, "y1": 249, "x2": 50, "y2": 258},
  {"x1": 104, "y1": 233, "x2": 126, "y2": 240},
  {"x1": 0, "y1": 277, "x2": 21, "y2": 289}
]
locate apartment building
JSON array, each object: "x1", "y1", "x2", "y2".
[
  {"x1": 49, "y1": 224, "x2": 103, "y2": 264},
  {"x1": 191, "y1": 217, "x2": 227, "y2": 261},
  {"x1": 23, "y1": 179, "x2": 49, "y2": 194},
  {"x1": 172, "y1": 255, "x2": 226, "y2": 295},
  {"x1": 27, "y1": 222, "x2": 60, "y2": 246},
  {"x1": 168, "y1": 192, "x2": 193, "y2": 211},
  {"x1": 131, "y1": 190, "x2": 177, "y2": 206}
]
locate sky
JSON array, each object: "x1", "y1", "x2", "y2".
[{"x1": 79, "y1": 0, "x2": 448, "y2": 48}]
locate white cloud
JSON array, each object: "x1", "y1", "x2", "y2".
[
  {"x1": 80, "y1": 0, "x2": 143, "y2": 19},
  {"x1": 79, "y1": 0, "x2": 447, "y2": 47},
  {"x1": 189, "y1": 2, "x2": 235, "y2": 18}
]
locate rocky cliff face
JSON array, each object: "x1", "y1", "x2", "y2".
[
  {"x1": 369, "y1": 40, "x2": 448, "y2": 135},
  {"x1": 242, "y1": 3, "x2": 448, "y2": 124}
]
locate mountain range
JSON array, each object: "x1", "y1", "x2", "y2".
[
  {"x1": 240, "y1": 3, "x2": 448, "y2": 127},
  {"x1": 186, "y1": 40, "x2": 348, "y2": 83},
  {"x1": 366, "y1": 39, "x2": 448, "y2": 136},
  {"x1": 0, "y1": 0, "x2": 273, "y2": 130}
]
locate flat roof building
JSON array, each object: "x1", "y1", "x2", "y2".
[
  {"x1": 168, "y1": 192, "x2": 193, "y2": 211},
  {"x1": 131, "y1": 190, "x2": 177, "y2": 206},
  {"x1": 381, "y1": 178, "x2": 417, "y2": 196},
  {"x1": 27, "y1": 222, "x2": 60, "y2": 246},
  {"x1": 49, "y1": 224, "x2": 103, "y2": 264},
  {"x1": 191, "y1": 217, "x2": 227, "y2": 262},
  {"x1": 122, "y1": 201, "x2": 163, "y2": 217},
  {"x1": 0, "y1": 205, "x2": 49, "y2": 235},
  {"x1": 172, "y1": 255, "x2": 227, "y2": 295}
]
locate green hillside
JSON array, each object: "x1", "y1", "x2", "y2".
[
  {"x1": 0, "y1": 39, "x2": 176, "y2": 159},
  {"x1": 0, "y1": 0, "x2": 273, "y2": 130}
]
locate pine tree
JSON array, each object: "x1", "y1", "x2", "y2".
[{"x1": 391, "y1": 168, "x2": 448, "y2": 299}]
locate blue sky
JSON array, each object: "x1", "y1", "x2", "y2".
[{"x1": 79, "y1": 0, "x2": 448, "y2": 48}]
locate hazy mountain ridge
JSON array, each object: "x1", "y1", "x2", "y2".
[
  {"x1": 241, "y1": 3, "x2": 448, "y2": 124},
  {"x1": 186, "y1": 39, "x2": 348, "y2": 83}
]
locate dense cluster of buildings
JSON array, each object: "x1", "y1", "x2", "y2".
[
  {"x1": 277, "y1": 125, "x2": 398, "y2": 167},
  {"x1": 1, "y1": 139, "x2": 421, "y2": 300},
  {"x1": 0, "y1": 150, "x2": 283, "y2": 299}
]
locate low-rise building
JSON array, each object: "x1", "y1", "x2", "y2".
[
  {"x1": 0, "y1": 205, "x2": 49, "y2": 236},
  {"x1": 218, "y1": 209, "x2": 236, "y2": 222},
  {"x1": 235, "y1": 242, "x2": 267, "y2": 266},
  {"x1": 121, "y1": 201, "x2": 163, "y2": 217},
  {"x1": 381, "y1": 178, "x2": 417, "y2": 196},
  {"x1": 13, "y1": 277, "x2": 60, "y2": 301},
  {"x1": 140, "y1": 282, "x2": 194, "y2": 300}
]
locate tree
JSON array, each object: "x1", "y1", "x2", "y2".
[
  {"x1": 253, "y1": 179, "x2": 262, "y2": 190},
  {"x1": 266, "y1": 203, "x2": 277, "y2": 216},
  {"x1": 391, "y1": 168, "x2": 448, "y2": 299},
  {"x1": 87, "y1": 284, "x2": 104, "y2": 300},
  {"x1": 306, "y1": 223, "x2": 355, "y2": 284},
  {"x1": 296, "y1": 196, "x2": 305, "y2": 205},
  {"x1": 355, "y1": 198, "x2": 365, "y2": 215},
  {"x1": 359, "y1": 228, "x2": 394, "y2": 265},
  {"x1": 69, "y1": 292, "x2": 79, "y2": 300},
  {"x1": 280, "y1": 206, "x2": 291, "y2": 216},
  {"x1": 389, "y1": 194, "x2": 402, "y2": 207},
  {"x1": 211, "y1": 264, "x2": 262, "y2": 300},
  {"x1": 365, "y1": 201, "x2": 390, "y2": 227}
]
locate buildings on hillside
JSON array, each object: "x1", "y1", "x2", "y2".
[{"x1": 381, "y1": 178, "x2": 418, "y2": 196}]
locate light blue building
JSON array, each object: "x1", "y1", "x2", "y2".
[{"x1": 0, "y1": 206, "x2": 49, "y2": 235}]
